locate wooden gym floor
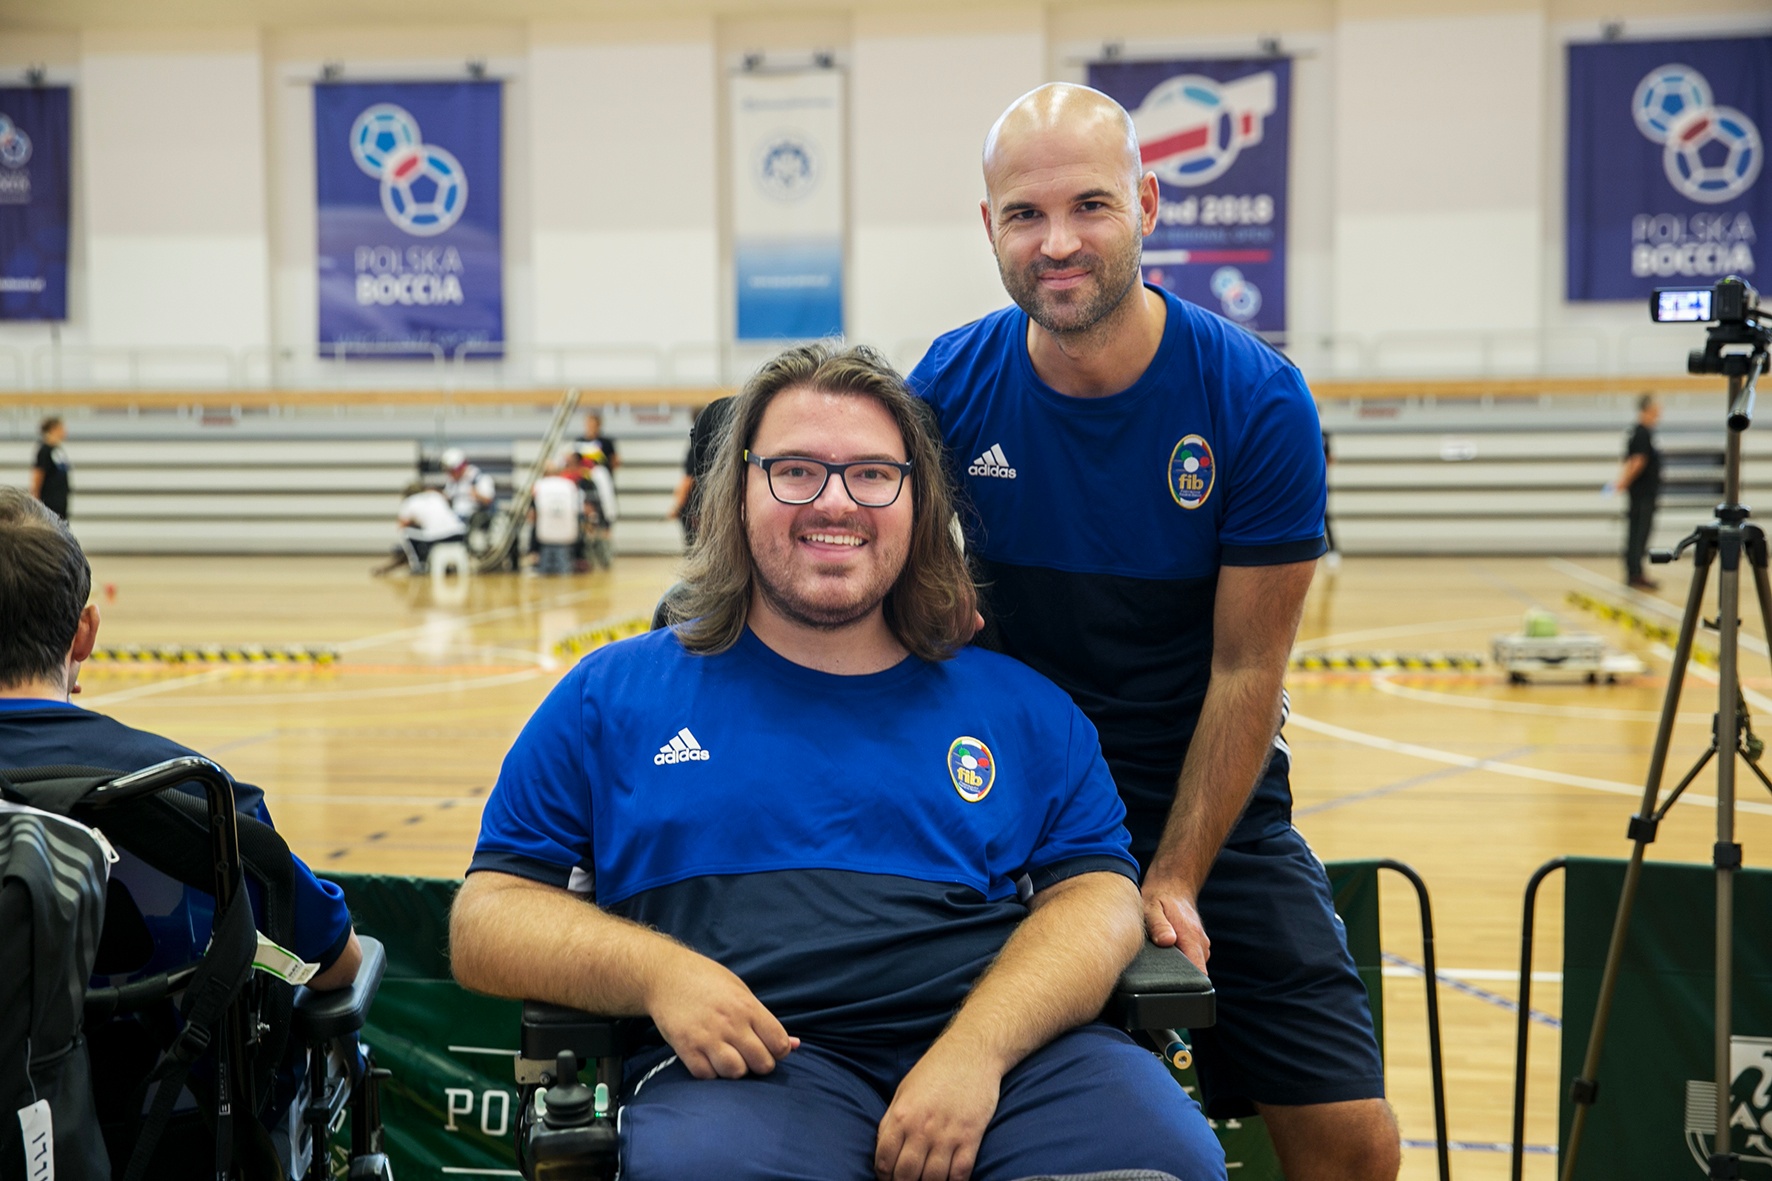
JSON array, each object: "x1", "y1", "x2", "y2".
[{"x1": 65, "y1": 551, "x2": 1772, "y2": 1180}]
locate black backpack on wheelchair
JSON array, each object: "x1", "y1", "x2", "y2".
[{"x1": 0, "y1": 757, "x2": 392, "y2": 1181}]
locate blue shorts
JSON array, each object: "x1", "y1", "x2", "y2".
[
  {"x1": 618, "y1": 1023, "x2": 1225, "y2": 1180},
  {"x1": 1124, "y1": 755, "x2": 1386, "y2": 1118}
]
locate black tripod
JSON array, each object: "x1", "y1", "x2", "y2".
[{"x1": 1562, "y1": 291, "x2": 1771, "y2": 1181}]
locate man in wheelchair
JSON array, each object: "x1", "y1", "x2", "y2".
[
  {"x1": 0, "y1": 488, "x2": 366, "y2": 1178},
  {"x1": 450, "y1": 344, "x2": 1225, "y2": 1181}
]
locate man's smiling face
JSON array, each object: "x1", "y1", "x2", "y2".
[{"x1": 744, "y1": 386, "x2": 913, "y2": 632}]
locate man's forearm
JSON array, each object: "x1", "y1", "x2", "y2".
[
  {"x1": 1148, "y1": 663, "x2": 1285, "y2": 895},
  {"x1": 450, "y1": 870, "x2": 684, "y2": 1013},
  {"x1": 932, "y1": 872, "x2": 1143, "y2": 1076}
]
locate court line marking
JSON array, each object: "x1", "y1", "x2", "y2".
[
  {"x1": 122, "y1": 667, "x2": 546, "y2": 707},
  {"x1": 1294, "y1": 746, "x2": 1535, "y2": 817},
  {"x1": 1293, "y1": 615, "x2": 1520, "y2": 653},
  {"x1": 1369, "y1": 671, "x2": 1707, "y2": 724},
  {"x1": 1403, "y1": 1139, "x2": 1555, "y2": 1155},
  {"x1": 1550, "y1": 556, "x2": 1771, "y2": 657},
  {"x1": 1285, "y1": 711, "x2": 1772, "y2": 816},
  {"x1": 1383, "y1": 952, "x2": 1560, "y2": 1028},
  {"x1": 1382, "y1": 967, "x2": 1562, "y2": 983}
]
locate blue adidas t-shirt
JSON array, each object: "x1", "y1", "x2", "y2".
[
  {"x1": 470, "y1": 627, "x2": 1137, "y2": 1044},
  {"x1": 910, "y1": 288, "x2": 1325, "y2": 844},
  {"x1": 0, "y1": 699, "x2": 354, "y2": 978}
]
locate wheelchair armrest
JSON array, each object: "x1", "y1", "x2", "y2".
[
  {"x1": 516, "y1": 1003, "x2": 653, "y2": 1084},
  {"x1": 1101, "y1": 941, "x2": 1215, "y2": 1033},
  {"x1": 292, "y1": 936, "x2": 387, "y2": 1043}
]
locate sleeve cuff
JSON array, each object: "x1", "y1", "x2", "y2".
[
  {"x1": 312, "y1": 921, "x2": 353, "y2": 974},
  {"x1": 1025, "y1": 853, "x2": 1140, "y2": 895},
  {"x1": 467, "y1": 850, "x2": 575, "y2": 889},
  {"x1": 1221, "y1": 535, "x2": 1328, "y2": 567}
]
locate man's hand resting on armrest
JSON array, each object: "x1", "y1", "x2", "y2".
[{"x1": 449, "y1": 870, "x2": 798, "y2": 1079}]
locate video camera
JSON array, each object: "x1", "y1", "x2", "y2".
[{"x1": 1650, "y1": 276, "x2": 1769, "y2": 390}]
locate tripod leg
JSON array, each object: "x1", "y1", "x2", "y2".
[
  {"x1": 1561, "y1": 541, "x2": 1714, "y2": 1181},
  {"x1": 1712, "y1": 526, "x2": 1742, "y2": 1171}
]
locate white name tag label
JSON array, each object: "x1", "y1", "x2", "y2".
[{"x1": 18, "y1": 1098, "x2": 53, "y2": 1181}]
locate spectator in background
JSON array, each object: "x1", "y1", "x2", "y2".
[
  {"x1": 576, "y1": 411, "x2": 619, "y2": 471},
  {"x1": 667, "y1": 397, "x2": 736, "y2": 548},
  {"x1": 31, "y1": 416, "x2": 72, "y2": 521},
  {"x1": 531, "y1": 454, "x2": 584, "y2": 577},
  {"x1": 373, "y1": 480, "x2": 467, "y2": 576},
  {"x1": 441, "y1": 447, "x2": 497, "y2": 522},
  {"x1": 1614, "y1": 394, "x2": 1662, "y2": 591}
]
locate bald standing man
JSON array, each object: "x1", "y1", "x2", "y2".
[{"x1": 908, "y1": 84, "x2": 1400, "y2": 1180}]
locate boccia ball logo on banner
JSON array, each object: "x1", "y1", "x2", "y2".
[
  {"x1": 1132, "y1": 72, "x2": 1276, "y2": 188},
  {"x1": 349, "y1": 103, "x2": 468, "y2": 236},
  {"x1": 1632, "y1": 64, "x2": 1762, "y2": 205},
  {"x1": 0, "y1": 114, "x2": 32, "y2": 169},
  {"x1": 756, "y1": 134, "x2": 819, "y2": 202}
]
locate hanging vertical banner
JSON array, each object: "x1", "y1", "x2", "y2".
[
  {"x1": 1567, "y1": 36, "x2": 1770, "y2": 302},
  {"x1": 1090, "y1": 58, "x2": 1291, "y2": 337},
  {"x1": 730, "y1": 70, "x2": 845, "y2": 341},
  {"x1": 0, "y1": 86, "x2": 70, "y2": 321},
  {"x1": 315, "y1": 81, "x2": 503, "y2": 357}
]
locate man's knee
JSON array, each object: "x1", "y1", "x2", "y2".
[{"x1": 1257, "y1": 1098, "x2": 1400, "y2": 1181}]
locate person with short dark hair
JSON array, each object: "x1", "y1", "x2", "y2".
[
  {"x1": 667, "y1": 397, "x2": 737, "y2": 548},
  {"x1": 1616, "y1": 394, "x2": 1663, "y2": 591},
  {"x1": 0, "y1": 487, "x2": 361, "y2": 1171},
  {"x1": 450, "y1": 343, "x2": 1223, "y2": 1181},
  {"x1": 30, "y1": 415, "x2": 72, "y2": 521}
]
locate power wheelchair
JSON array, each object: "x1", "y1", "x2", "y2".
[
  {"x1": 1, "y1": 756, "x2": 392, "y2": 1181},
  {"x1": 507, "y1": 588, "x2": 1219, "y2": 1179},
  {"x1": 511, "y1": 945, "x2": 1214, "y2": 1181}
]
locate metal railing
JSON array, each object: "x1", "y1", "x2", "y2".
[{"x1": 0, "y1": 327, "x2": 1699, "y2": 395}]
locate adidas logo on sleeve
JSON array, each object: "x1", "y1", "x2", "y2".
[
  {"x1": 654, "y1": 727, "x2": 711, "y2": 765},
  {"x1": 967, "y1": 444, "x2": 1017, "y2": 479}
]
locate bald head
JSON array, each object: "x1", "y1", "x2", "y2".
[{"x1": 983, "y1": 83, "x2": 1142, "y2": 197}]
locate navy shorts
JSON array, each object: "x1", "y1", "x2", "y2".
[
  {"x1": 1124, "y1": 757, "x2": 1386, "y2": 1118},
  {"x1": 618, "y1": 1023, "x2": 1226, "y2": 1180}
]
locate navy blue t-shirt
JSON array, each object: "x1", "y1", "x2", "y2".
[
  {"x1": 910, "y1": 288, "x2": 1326, "y2": 841},
  {"x1": 470, "y1": 627, "x2": 1137, "y2": 1045},
  {"x1": 0, "y1": 699, "x2": 354, "y2": 979}
]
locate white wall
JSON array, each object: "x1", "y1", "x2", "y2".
[
  {"x1": 849, "y1": 12, "x2": 1045, "y2": 359},
  {"x1": 2, "y1": 1, "x2": 1766, "y2": 387},
  {"x1": 528, "y1": 21, "x2": 718, "y2": 367},
  {"x1": 82, "y1": 32, "x2": 271, "y2": 362}
]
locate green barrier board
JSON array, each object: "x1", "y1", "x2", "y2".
[
  {"x1": 1560, "y1": 857, "x2": 1772, "y2": 1179},
  {"x1": 332, "y1": 875, "x2": 523, "y2": 1181},
  {"x1": 330, "y1": 861, "x2": 1388, "y2": 1181}
]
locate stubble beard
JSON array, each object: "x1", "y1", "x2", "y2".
[
  {"x1": 998, "y1": 226, "x2": 1144, "y2": 342},
  {"x1": 748, "y1": 514, "x2": 904, "y2": 633}
]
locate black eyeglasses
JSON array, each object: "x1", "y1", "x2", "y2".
[{"x1": 745, "y1": 451, "x2": 913, "y2": 508}]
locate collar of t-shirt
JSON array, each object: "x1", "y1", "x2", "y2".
[
  {"x1": 1008, "y1": 283, "x2": 1183, "y2": 414},
  {"x1": 734, "y1": 627, "x2": 925, "y2": 693},
  {"x1": 0, "y1": 698, "x2": 80, "y2": 712}
]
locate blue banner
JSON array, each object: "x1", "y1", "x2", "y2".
[
  {"x1": 0, "y1": 86, "x2": 70, "y2": 321},
  {"x1": 730, "y1": 71, "x2": 846, "y2": 342},
  {"x1": 315, "y1": 82, "x2": 503, "y2": 357},
  {"x1": 1568, "y1": 36, "x2": 1770, "y2": 301},
  {"x1": 1090, "y1": 59, "x2": 1290, "y2": 336}
]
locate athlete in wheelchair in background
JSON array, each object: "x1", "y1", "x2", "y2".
[{"x1": 0, "y1": 488, "x2": 391, "y2": 1181}]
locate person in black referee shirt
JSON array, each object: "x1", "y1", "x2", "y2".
[
  {"x1": 1616, "y1": 394, "x2": 1662, "y2": 590},
  {"x1": 30, "y1": 416, "x2": 72, "y2": 521}
]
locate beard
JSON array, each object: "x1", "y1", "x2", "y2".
[
  {"x1": 747, "y1": 511, "x2": 906, "y2": 632},
  {"x1": 997, "y1": 226, "x2": 1144, "y2": 338}
]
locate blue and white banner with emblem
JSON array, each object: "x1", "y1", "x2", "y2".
[
  {"x1": 1089, "y1": 58, "x2": 1291, "y2": 337},
  {"x1": 1567, "y1": 35, "x2": 1770, "y2": 302},
  {"x1": 315, "y1": 81, "x2": 503, "y2": 357},
  {"x1": 0, "y1": 86, "x2": 70, "y2": 321},
  {"x1": 729, "y1": 69, "x2": 845, "y2": 341}
]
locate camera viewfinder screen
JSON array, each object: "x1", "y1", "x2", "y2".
[{"x1": 1655, "y1": 288, "x2": 1714, "y2": 322}]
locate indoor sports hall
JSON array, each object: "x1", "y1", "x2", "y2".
[{"x1": 1, "y1": 2, "x2": 1768, "y2": 1180}]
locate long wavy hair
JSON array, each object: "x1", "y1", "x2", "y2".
[{"x1": 671, "y1": 342, "x2": 977, "y2": 662}]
